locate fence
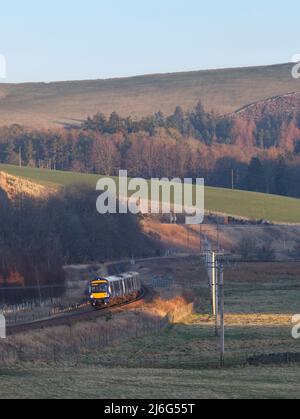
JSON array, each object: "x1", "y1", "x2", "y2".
[
  {"x1": 2, "y1": 299, "x2": 88, "y2": 326},
  {"x1": 0, "y1": 302, "x2": 195, "y2": 366},
  {"x1": 150, "y1": 276, "x2": 175, "y2": 289}
]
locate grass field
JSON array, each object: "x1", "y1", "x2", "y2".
[
  {"x1": 0, "y1": 63, "x2": 299, "y2": 128},
  {"x1": 1, "y1": 163, "x2": 300, "y2": 223},
  {"x1": 88, "y1": 260, "x2": 300, "y2": 370},
  {"x1": 1, "y1": 365, "x2": 300, "y2": 399}
]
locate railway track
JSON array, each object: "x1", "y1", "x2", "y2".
[
  {"x1": 5, "y1": 254, "x2": 190, "y2": 336},
  {"x1": 6, "y1": 287, "x2": 148, "y2": 336}
]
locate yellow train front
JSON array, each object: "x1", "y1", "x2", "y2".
[
  {"x1": 89, "y1": 278, "x2": 110, "y2": 307},
  {"x1": 88, "y1": 272, "x2": 141, "y2": 308}
]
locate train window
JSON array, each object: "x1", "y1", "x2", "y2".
[
  {"x1": 122, "y1": 279, "x2": 126, "y2": 295},
  {"x1": 115, "y1": 282, "x2": 119, "y2": 296},
  {"x1": 121, "y1": 280, "x2": 125, "y2": 295},
  {"x1": 116, "y1": 281, "x2": 120, "y2": 296},
  {"x1": 118, "y1": 280, "x2": 123, "y2": 296},
  {"x1": 91, "y1": 283, "x2": 107, "y2": 293}
]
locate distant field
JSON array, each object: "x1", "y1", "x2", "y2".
[
  {"x1": 1, "y1": 163, "x2": 300, "y2": 223},
  {"x1": 0, "y1": 63, "x2": 299, "y2": 128}
]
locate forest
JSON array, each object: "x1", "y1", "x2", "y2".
[{"x1": 0, "y1": 102, "x2": 300, "y2": 197}]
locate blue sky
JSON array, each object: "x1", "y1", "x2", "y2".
[{"x1": 0, "y1": 0, "x2": 299, "y2": 83}]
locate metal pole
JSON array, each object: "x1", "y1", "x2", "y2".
[
  {"x1": 19, "y1": 147, "x2": 22, "y2": 168},
  {"x1": 199, "y1": 224, "x2": 202, "y2": 252},
  {"x1": 212, "y1": 252, "x2": 217, "y2": 319},
  {"x1": 214, "y1": 257, "x2": 219, "y2": 337},
  {"x1": 219, "y1": 263, "x2": 225, "y2": 367},
  {"x1": 206, "y1": 252, "x2": 212, "y2": 295}
]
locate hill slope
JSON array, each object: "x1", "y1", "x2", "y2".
[
  {"x1": 0, "y1": 171, "x2": 52, "y2": 200},
  {"x1": 0, "y1": 63, "x2": 299, "y2": 128},
  {"x1": 1, "y1": 164, "x2": 300, "y2": 224},
  {"x1": 233, "y1": 92, "x2": 300, "y2": 121}
]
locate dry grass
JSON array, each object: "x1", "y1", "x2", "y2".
[
  {"x1": 0, "y1": 63, "x2": 299, "y2": 128},
  {"x1": 142, "y1": 220, "x2": 300, "y2": 256},
  {"x1": 226, "y1": 262, "x2": 300, "y2": 283},
  {"x1": 0, "y1": 171, "x2": 53, "y2": 200},
  {"x1": 220, "y1": 313, "x2": 292, "y2": 327},
  {"x1": 143, "y1": 295, "x2": 190, "y2": 318}
]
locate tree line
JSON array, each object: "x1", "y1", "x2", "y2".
[
  {"x1": 1, "y1": 103, "x2": 300, "y2": 197},
  {"x1": 82, "y1": 102, "x2": 233, "y2": 145}
]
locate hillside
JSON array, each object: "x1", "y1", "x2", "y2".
[
  {"x1": 234, "y1": 92, "x2": 300, "y2": 121},
  {"x1": 0, "y1": 171, "x2": 52, "y2": 201},
  {"x1": 1, "y1": 164, "x2": 300, "y2": 224},
  {"x1": 0, "y1": 63, "x2": 299, "y2": 128}
]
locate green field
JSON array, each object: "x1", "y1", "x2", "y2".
[
  {"x1": 0, "y1": 63, "x2": 299, "y2": 128},
  {"x1": 1, "y1": 163, "x2": 300, "y2": 224},
  {"x1": 1, "y1": 365, "x2": 300, "y2": 399}
]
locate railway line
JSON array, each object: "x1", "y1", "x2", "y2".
[
  {"x1": 6, "y1": 286, "x2": 148, "y2": 337},
  {"x1": 5, "y1": 254, "x2": 191, "y2": 336}
]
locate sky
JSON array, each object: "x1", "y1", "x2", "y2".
[{"x1": 0, "y1": 0, "x2": 299, "y2": 83}]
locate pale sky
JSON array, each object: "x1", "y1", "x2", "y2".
[{"x1": 0, "y1": 0, "x2": 299, "y2": 83}]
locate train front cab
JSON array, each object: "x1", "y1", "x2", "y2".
[{"x1": 89, "y1": 278, "x2": 110, "y2": 307}]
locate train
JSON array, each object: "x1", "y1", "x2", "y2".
[{"x1": 88, "y1": 271, "x2": 141, "y2": 308}]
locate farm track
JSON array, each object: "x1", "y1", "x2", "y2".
[{"x1": 6, "y1": 287, "x2": 150, "y2": 336}]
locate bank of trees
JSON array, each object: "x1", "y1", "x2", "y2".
[
  {"x1": 82, "y1": 102, "x2": 233, "y2": 145},
  {"x1": 0, "y1": 184, "x2": 158, "y2": 302}
]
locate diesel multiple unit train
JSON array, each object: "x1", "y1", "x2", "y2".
[{"x1": 88, "y1": 272, "x2": 141, "y2": 307}]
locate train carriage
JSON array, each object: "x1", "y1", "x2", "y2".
[{"x1": 88, "y1": 272, "x2": 141, "y2": 308}]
